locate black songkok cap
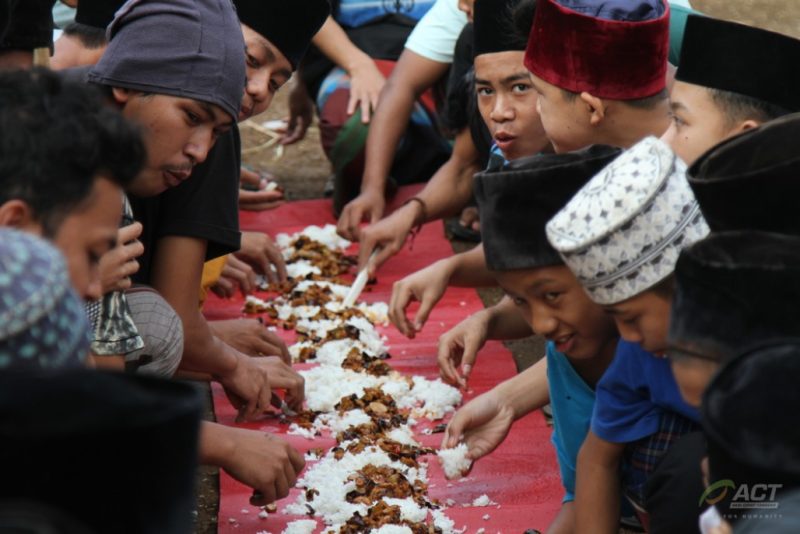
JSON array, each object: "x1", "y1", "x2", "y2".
[
  {"x1": 234, "y1": 0, "x2": 331, "y2": 70},
  {"x1": 0, "y1": 368, "x2": 203, "y2": 534},
  {"x1": 75, "y1": 0, "x2": 127, "y2": 29},
  {"x1": 676, "y1": 15, "x2": 800, "y2": 112},
  {"x1": 687, "y1": 112, "x2": 800, "y2": 234},
  {"x1": 476, "y1": 144, "x2": 622, "y2": 272},
  {"x1": 473, "y1": 0, "x2": 528, "y2": 56},
  {"x1": 669, "y1": 231, "x2": 800, "y2": 363},
  {"x1": 703, "y1": 341, "x2": 800, "y2": 520}
]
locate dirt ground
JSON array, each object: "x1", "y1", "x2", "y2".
[{"x1": 196, "y1": 3, "x2": 800, "y2": 532}]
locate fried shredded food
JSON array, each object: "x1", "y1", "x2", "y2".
[
  {"x1": 341, "y1": 348, "x2": 393, "y2": 376},
  {"x1": 288, "y1": 236, "x2": 356, "y2": 277}
]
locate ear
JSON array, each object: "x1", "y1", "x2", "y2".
[
  {"x1": 0, "y1": 200, "x2": 41, "y2": 233},
  {"x1": 580, "y1": 92, "x2": 606, "y2": 126},
  {"x1": 110, "y1": 86, "x2": 134, "y2": 105},
  {"x1": 732, "y1": 119, "x2": 761, "y2": 134}
]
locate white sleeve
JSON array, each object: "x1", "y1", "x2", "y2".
[{"x1": 404, "y1": 0, "x2": 468, "y2": 64}]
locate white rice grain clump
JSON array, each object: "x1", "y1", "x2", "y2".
[
  {"x1": 300, "y1": 366, "x2": 381, "y2": 412},
  {"x1": 386, "y1": 426, "x2": 420, "y2": 446},
  {"x1": 284, "y1": 445, "x2": 425, "y2": 526},
  {"x1": 281, "y1": 519, "x2": 317, "y2": 534},
  {"x1": 471, "y1": 494, "x2": 496, "y2": 507},
  {"x1": 374, "y1": 526, "x2": 414, "y2": 534},
  {"x1": 393, "y1": 376, "x2": 462, "y2": 420},
  {"x1": 300, "y1": 224, "x2": 351, "y2": 250},
  {"x1": 314, "y1": 338, "x2": 364, "y2": 367},
  {"x1": 286, "y1": 260, "x2": 321, "y2": 279},
  {"x1": 276, "y1": 302, "x2": 321, "y2": 321},
  {"x1": 357, "y1": 301, "x2": 389, "y2": 324},
  {"x1": 288, "y1": 341, "x2": 316, "y2": 363},
  {"x1": 438, "y1": 443, "x2": 472, "y2": 479},
  {"x1": 287, "y1": 423, "x2": 317, "y2": 440},
  {"x1": 296, "y1": 280, "x2": 350, "y2": 300},
  {"x1": 432, "y1": 509, "x2": 463, "y2": 534},
  {"x1": 382, "y1": 497, "x2": 428, "y2": 523}
]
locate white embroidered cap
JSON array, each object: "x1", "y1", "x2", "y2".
[{"x1": 545, "y1": 136, "x2": 710, "y2": 305}]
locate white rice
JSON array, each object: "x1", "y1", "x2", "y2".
[
  {"x1": 276, "y1": 224, "x2": 351, "y2": 252},
  {"x1": 471, "y1": 494, "x2": 496, "y2": 507},
  {"x1": 281, "y1": 519, "x2": 318, "y2": 534},
  {"x1": 286, "y1": 260, "x2": 321, "y2": 279},
  {"x1": 276, "y1": 302, "x2": 321, "y2": 321},
  {"x1": 296, "y1": 280, "x2": 350, "y2": 300},
  {"x1": 382, "y1": 497, "x2": 429, "y2": 523},
  {"x1": 300, "y1": 366, "x2": 381, "y2": 412},
  {"x1": 374, "y1": 525, "x2": 414, "y2": 534},
  {"x1": 438, "y1": 444, "x2": 472, "y2": 479}
]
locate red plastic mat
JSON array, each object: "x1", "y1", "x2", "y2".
[{"x1": 204, "y1": 187, "x2": 562, "y2": 533}]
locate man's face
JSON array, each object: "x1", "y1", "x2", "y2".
[
  {"x1": 115, "y1": 91, "x2": 233, "y2": 197},
  {"x1": 474, "y1": 51, "x2": 548, "y2": 161},
  {"x1": 529, "y1": 73, "x2": 595, "y2": 153},
  {"x1": 605, "y1": 289, "x2": 672, "y2": 355},
  {"x1": 52, "y1": 176, "x2": 122, "y2": 300},
  {"x1": 497, "y1": 265, "x2": 618, "y2": 360},
  {"x1": 661, "y1": 81, "x2": 733, "y2": 165},
  {"x1": 239, "y1": 24, "x2": 293, "y2": 121}
]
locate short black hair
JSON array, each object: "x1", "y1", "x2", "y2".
[
  {"x1": 63, "y1": 21, "x2": 108, "y2": 49},
  {"x1": 561, "y1": 87, "x2": 668, "y2": 110},
  {"x1": 648, "y1": 273, "x2": 675, "y2": 300},
  {"x1": 707, "y1": 87, "x2": 790, "y2": 127},
  {"x1": 0, "y1": 68, "x2": 145, "y2": 236}
]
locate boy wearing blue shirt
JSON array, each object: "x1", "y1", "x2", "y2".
[
  {"x1": 547, "y1": 136, "x2": 710, "y2": 533},
  {"x1": 443, "y1": 144, "x2": 623, "y2": 534}
]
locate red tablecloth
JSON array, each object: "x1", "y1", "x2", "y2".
[{"x1": 204, "y1": 189, "x2": 562, "y2": 533}]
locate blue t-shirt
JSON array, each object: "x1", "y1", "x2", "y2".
[
  {"x1": 337, "y1": 0, "x2": 436, "y2": 28},
  {"x1": 591, "y1": 340, "x2": 699, "y2": 444},
  {"x1": 547, "y1": 341, "x2": 595, "y2": 502}
]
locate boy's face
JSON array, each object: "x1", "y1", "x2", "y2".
[
  {"x1": 661, "y1": 81, "x2": 734, "y2": 165},
  {"x1": 497, "y1": 265, "x2": 617, "y2": 359},
  {"x1": 474, "y1": 51, "x2": 548, "y2": 161},
  {"x1": 51, "y1": 176, "x2": 123, "y2": 301},
  {"x1": 529, "y1": 73, "x2": 594, "y2": 153},
  {"x1": 605, "y1": 289, "x2": 672, "y2": 355},
  {"x1": 115, "y1": 91, "x2": 233, "y2": 198},
  {"x1": 239, "y1": 24, "x2": 293, "y2": 122}
]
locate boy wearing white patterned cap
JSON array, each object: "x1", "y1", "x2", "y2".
[{"x1": 547, "y1": 136, "x2": 709, "y2": 533}]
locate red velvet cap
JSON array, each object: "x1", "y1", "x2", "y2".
[{"x1": 524, "y1": 0, "x2": 670, "y2": 99}]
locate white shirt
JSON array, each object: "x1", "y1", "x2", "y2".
[{"x1": 404, "y1": 0, "x2": 468, "y2": 64}]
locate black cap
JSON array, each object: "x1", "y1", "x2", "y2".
[
  {"x1": 75, "y1": 0, "x2": 127, "y2": 29},
  {"x1": 476, "y1": 144, "x2": 622, "y2": 271},
  {"x1": 703, "y1": 341, "x2": 800, "y2": 520},
  {"x1": 676, "y1": 15, "x2": 800, "y2": 112},
  {"x1": 669, "y1": 231, "x2": 800, "y2": 363},
  {"x1": 233, "y1": 0, "x2": 330, "y2": 70},
  {"x1": 0, "y1": 369, "x2": 203, "y2": 534},
  {"x1": 687, "y1": 112, "x2": 800, "y2": 234},
  {"x1": 473, "y1": 0, "x2": 528, "y2": 55}
]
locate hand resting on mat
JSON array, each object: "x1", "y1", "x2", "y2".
[
  {"x1": 212, "y1": 255, "x2": 257, "y2": 298},
  {"x1": 210, "y1": 318, "x2": 291, "y2": 363}
]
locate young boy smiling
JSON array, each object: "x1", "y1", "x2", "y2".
[
  {"x1": 547, "y1": 136, "x2": 710, "y2": 533},
  {"x1": 443, "y1": 144, "x2": 622, "y2": 534}
]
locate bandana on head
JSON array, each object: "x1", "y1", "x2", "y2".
[
  {"x1": 546, "y1": 136, "x2": 709, "y2": 305},
  {"x1": 233, "y1": 0, "x2": 331, "y2": 71},
  {"x1": 88, "y1": 0, "x2": 246, "y2": 121}
]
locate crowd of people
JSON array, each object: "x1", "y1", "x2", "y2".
[{"x1": 0, "y1": 0, "x2": 798, "y2": 532}]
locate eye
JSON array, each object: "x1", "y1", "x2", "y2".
[
  {"x1": 543, "y1": 291, "x2": 561, "y2": 303},
  {"x1": 512, "y1": 83, "x2": 530, "y2": 93},
  {"x1": 246, "y1": 53, "x2": 261, "y2": 69},
  {"x1": 269, "y1": 79, "x2": 280, "y2": 94},
  {"x1": 669, "y1": 111, "x2": 686, "y2": 128},
  {"x1": 476, "y1": 87, "x2": 493, "y2": 97},
  {"x1": 184, "y1": 109, "x2": 201, "y2": 125}
]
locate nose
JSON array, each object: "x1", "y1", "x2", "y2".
[
  {"x1": 246, "y1": 70, "x2": 272, "y2": 116},
  {"x1": 531, "y1": 303, "x2": 558, "y2": 337},
  {"x1": 184, "y1": 128, "x2": 215, "y2": 165},
  {"x1": 490, "y1": 94, "x2": 514, "y2": 123}
]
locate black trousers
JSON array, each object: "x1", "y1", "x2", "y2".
[{"x1": 644, "y1": 431, "x2": 708, "y2": 534}]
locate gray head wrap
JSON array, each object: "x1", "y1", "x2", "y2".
[{"x1": 87, "y1": 0, "x2": 245, "y2": 120}]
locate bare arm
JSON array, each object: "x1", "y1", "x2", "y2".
[
  {"x1": 357, "y1": 128, "x2": 481, "y2": 271},
  {"x1": 150, "y1": 236, "x2": 271, "y2": 421},
  {"x1": 574, "y1": 430, "x2": 624, "y2": 534},
  {"x1": 312, "y1": 16, "x2": 386, "y2": 121},
  {"x1": 337, "y1": 49, "x2": 450, "y2": 240}
]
